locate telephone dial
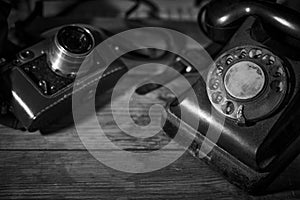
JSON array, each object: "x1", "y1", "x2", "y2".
[{"x1": 163, "y1": 0, "x2": 300, "y2": 193}]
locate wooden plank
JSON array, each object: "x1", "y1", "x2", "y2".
[{"x1": 0, "y1": 151, "x2": 299, "y2": 199}]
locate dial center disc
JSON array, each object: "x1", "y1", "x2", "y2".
[{"x1": 224, "y1": 61, "x2": 265, "y2": 100}]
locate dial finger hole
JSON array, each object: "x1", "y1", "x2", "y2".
[
  {"x1": 262, "y1": 54, "x2": 276, "y2": 65},
  {"x1": 249, "y1": 49, "x2": 262, "y2": 58},
  {"x1": 211, "y1": 91, "x2": 223, "y2": 104},
  {"x1": 269, "y1": 56, "x2": 275, "y2": 65},
  {"x1": 239, "y1": 49, "x2": 247, "y2": 58},
  {"x1": 221, "y1": 101, "x2": 235, "y2": 115},
  {"x1": 270, "y1": 80, "x2": 283, "y2": 92},
  {"x1": 209, "y1": 78, "x2": 220, "y2": 90},
  {"x1": 226, "y1": 55, "x2": 234, "y2": 65},
  {"x1": 249, "y1": 49, "x2": 255, "y2": 58},
  {"x1": 216, "y1": 65, "x2": 224, "y2": 76},
  {"x1": 255, "y1": 49, "x2": 262, "y2": 58},
  {"x1": 270, "y1": 66, "x2": 284, "y2": 78}
]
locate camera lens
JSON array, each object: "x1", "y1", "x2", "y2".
[
  {"x1": 57, "y1": 26, "x2": 94, "y2": 54},
  {"x1": 50, "y1": 25, "x2": 96, "y2": 76}
]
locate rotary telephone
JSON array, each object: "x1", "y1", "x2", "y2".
[{"x1": 163, "y1": 0, "x2": 300, "y2": 193}]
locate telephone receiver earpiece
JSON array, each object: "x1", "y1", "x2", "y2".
[{"x1": 198, "y1": 0, "x2": 300, "y2": 44}]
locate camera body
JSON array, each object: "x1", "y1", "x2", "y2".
[
  {"x1": 163, "y1": 17, "x2": 300, "y2": 193},
  {"x1": 0, "y1": 24, "x2": 127, "y2": 131}
]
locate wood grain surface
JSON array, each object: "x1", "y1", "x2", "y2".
[{"x1": 0, "y1": 66, "x2": 299, "y2": 200}]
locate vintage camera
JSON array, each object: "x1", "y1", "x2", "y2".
[
  {"x1": 0, "y1": 24, "x2": 127, "y2": 131},
  {"x1": 163, "y1": 0, "x2": 300, "y2": 193}
]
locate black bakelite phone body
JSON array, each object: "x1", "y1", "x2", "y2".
[{"x1": 163, "y1": 0, "x2": 300, "y2": 193}]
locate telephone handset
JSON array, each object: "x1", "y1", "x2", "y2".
[
  {"x1": 199, "y1": 0, "x2": 300, "y2": 44},
  {"x1": 163, "y1": 0, "x2": 300, "y2": 193}
]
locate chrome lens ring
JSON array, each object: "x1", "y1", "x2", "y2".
[{"x1": 49, "y1": 24, "x2": 95, "y2": 76}]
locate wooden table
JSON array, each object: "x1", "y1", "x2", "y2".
[{"x1": 0, "y1": 62, "x2": 299, "y2": 199}]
